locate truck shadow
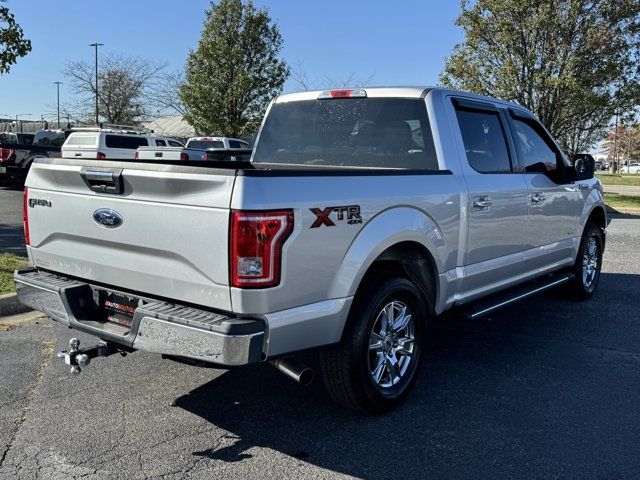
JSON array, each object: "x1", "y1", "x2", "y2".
[{"x1": 176, "y1": 271, "x2": 639, "y2": 478}]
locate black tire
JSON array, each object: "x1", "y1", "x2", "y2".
[
  {"x1": 568, "y1": 222, "x2": 603, "y2": 300},
  {"x1": 319, "y1": 275, "x2": 428, "y2": 415}
]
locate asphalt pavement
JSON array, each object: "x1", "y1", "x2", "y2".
[
  {"x1": 0, "y1": 186, "x2": 25, "y2": 256},
  {"x1": 1, "y1": 187, "x2": 640, "y2": 478}
]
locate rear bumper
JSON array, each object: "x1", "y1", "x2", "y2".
[{"x1": 14, "y1": 268, "x2": 264, "y2": 366}]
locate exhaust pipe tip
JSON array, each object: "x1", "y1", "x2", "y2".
[
  {"x1": 298, "y1": 367, "x2": 314, "y2": 386},
  {"x1": 270, "y1": 358, "x2": 314, "y2": 386}
]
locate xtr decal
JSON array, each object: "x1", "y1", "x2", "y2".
[{"x1": 310, "y1": 205, "x2": 362, "y2": 228}]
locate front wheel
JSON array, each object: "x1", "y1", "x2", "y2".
[
  {"x1": 568, "y1": 222, "x2": 603, "y2": 300},
  {"x1": 319, "y1": 275, "x2": 428, "y2": 415}
]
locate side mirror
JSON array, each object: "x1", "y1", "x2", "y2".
[{"x1": 572, "y1": 154, "x2": 595, "y2": 181}]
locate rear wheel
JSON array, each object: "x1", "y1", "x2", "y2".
[
  {"x1": 568, "y1": 222, "x2": 603, "y2": 300},
  {"x1": 320, "y1": 275, "x2": 428, "y2": 414}
]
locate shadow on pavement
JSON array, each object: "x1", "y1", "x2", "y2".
[{"x1": 175, "y1": 272, "x2": 640, "y2": 478}]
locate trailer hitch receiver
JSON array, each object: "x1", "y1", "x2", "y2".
[{"x1": 57, "y1": 338, "x2": 124, "y2": 375}]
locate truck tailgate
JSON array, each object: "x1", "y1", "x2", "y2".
[{"x1": 25, "y1": 159, "x2": 236, "y2": 311}]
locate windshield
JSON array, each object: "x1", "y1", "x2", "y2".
[
  {"x1": 253, "y1": 98, "x2": 439, "y2": 169},
  {"x1": 187, "y1": 140, "x2": 224, "y2": 149}
]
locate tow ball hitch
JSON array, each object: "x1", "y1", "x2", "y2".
[{"x1": 57, "y1": 338, "x2": 124, "y2": 375}]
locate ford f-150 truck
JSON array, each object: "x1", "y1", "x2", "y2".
[{"x1": 15, "y1": 87, "x2": 605, "y2": 414}]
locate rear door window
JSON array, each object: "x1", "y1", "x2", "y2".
[
  {"x1": 454, "y1": 105, "x2": 512, "y2": 173},
  {"x1": 105, "y1": 135, "x2": 149, "y2": 149},
  {"x1": 168, "y1": 140, "x2": 183, "y2": 147}
]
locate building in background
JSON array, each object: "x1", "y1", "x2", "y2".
[{"x1": 141, "y1": 115, "x2": 195, "y2": 141}]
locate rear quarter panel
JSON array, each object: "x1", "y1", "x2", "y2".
[{"x1": 230, "y1": 172, "x2": 463, "y2": 315}]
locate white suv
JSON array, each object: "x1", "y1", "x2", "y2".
[{"x1": 62, "y1": 128, "x2": 183, "y2": 160}]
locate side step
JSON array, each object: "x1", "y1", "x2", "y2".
[{"x1": 461, "y1": 272, "x2": 574, "y2": 320}]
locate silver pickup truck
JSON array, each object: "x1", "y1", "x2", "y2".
[{"x1": 15, "y1": 87, "x2": 605, "y2": 414}]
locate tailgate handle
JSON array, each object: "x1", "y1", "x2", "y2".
[{"x1": 80, "y1": 168, "x2": 124, "y2": 195}]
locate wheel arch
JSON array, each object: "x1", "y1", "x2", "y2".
[{"x1": 328, "y1": 207, "x2": 445, "y2": 314}]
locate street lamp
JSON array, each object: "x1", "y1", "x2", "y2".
[
  {"x1": 54, "y1": 81, "x2": 62, "y2": 129},
  {"x1": 89, "y1": 42, "x2": 104, "y2": 125}
]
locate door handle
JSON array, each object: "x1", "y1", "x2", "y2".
[
  {"x1": 530, "y1": 192, "x2": 546, "y2": 205},
  {"x1": 472, "y1": 196, "x2": 492, "y2": 211}
]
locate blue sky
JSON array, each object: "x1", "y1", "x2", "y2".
[{"x1": 0, "y1": 0, "x2": 463, "y2": 121}]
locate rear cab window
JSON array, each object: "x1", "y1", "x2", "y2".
[
  {"x1": 64, "y1": 133, "x2": 99, "y2": 147},
  {"x1": 0, "y1": 133, "x2": 18, "y2": 144},
  {"x1": 252, "y1": 96, "x2": 439, "y2": 169},
  {"x1": 188, "y1": 140, "x2": 225, "y2": 149}
]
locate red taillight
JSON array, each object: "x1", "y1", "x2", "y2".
[
  {"x1": 0, "y1": 148, "x2": 14, "y2": 162},
  {"x1": 134, "y1": 151, "x2": 139, "y2": 160},
  {"x1": 180, "y1": 152, "x2": 189, "y2": 161},
  {"x1": 96, "y1": 151, "x2": 106, "y2": 159},
  {"x1": 230, "y1": 210, "x2": 293, "y2": 288},
  {"x1": 23, "y1": 187, "x2": 30, "y2": 246}
]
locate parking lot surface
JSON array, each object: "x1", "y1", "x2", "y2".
[
  {"x1": 0, "y1": 186, "x2": 25, "y2": 256},
  {"x1": 0, "y1": 188, "x2": 639, "y2": 478}
]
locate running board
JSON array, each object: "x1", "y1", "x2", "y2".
[{"x1": 461, "y1": 272, "x2": 574, "y2": 320}]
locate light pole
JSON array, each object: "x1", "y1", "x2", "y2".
[
  {"x1": 54, "y1": 81, "x2": 62, "y2": 129},
  {"x1": 89, "y1": 43, "x2": 104, "y2": 125}
]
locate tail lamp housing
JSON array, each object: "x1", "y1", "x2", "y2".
[
  {"x1": 96, "y1": 151, "x2": 106, "y2": 159},
  {"x1": 230, "y1": 210, "x2": 293, "y2": 288},
  {"x1": 23, "y1": 187, "x2": 30, "y2": 245},
  {"x1": 0, "y1": 148, "x2": 14, "y2": 162}
]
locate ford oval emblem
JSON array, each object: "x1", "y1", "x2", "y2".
[{"x1": 93, "y1": 208, "x2": 123, "y2": 228}]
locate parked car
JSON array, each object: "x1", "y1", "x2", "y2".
[
  {"x1": 594, "y1": 160, "x2": 605, "y2": 171},
  {"x1": 62, "y1": 127, "x2": 183, "y2": 160},
  {"x1": 0, "y1": 130, "x2": 64, "y2": 184},
  {"x1": 135, "y1": 136, "x2": 250, "y2": 161},
  {"x1": 15, "y1": 87, "x2": 605, "y2": 414},
  {"x1": 620, "y1": 162, "x2": 640, "y2": 174}
]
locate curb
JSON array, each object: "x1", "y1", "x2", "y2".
[{"x1": 0, "y1": 292, "x2": 32, "y2": 317}]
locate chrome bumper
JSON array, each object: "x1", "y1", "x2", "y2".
[{"x1": 14, "y1": 268, "x2": 264, "y2": 366}]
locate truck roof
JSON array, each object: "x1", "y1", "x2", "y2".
[{"x1": 275, "y1": 86, "x2": 525, "y2": 111}]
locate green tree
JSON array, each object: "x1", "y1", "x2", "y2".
[
  {"x1": 180, "y1": 0, "x2": 289, "y2": 137},
  {"x1": 441, "y1": 0, "x2": 640, "y2": 156},
  {"x1": 0, "y1": 0, "x2": 31, "y2": 74}
]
